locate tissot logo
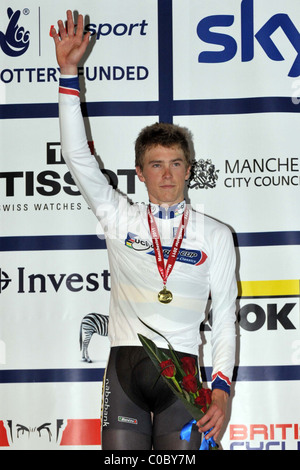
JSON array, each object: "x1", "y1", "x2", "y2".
[{"x1": 0, "y1": 142, "x2": 137, "y2": 199}]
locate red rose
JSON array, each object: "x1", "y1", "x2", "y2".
[
  {"x1": 202, "y1": 388, "x2": 212, "y2": 406},
  {"x1": 195, "y1": 388, "x2": 212, "y2": 413},
  {"x1": 194, "y1": 394, "x2": 206, "y2": 411},
  {"x1": 180, "y1": 356, "x2": 197, "y2": 376},
  {"x1": 160, "y1": 359, "x2": 176, "y2": 378},
  {"x1": 182, "y1": 374, "x2": 198, "y2": 393}
]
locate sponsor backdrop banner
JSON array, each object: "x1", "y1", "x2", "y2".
[{"x1": 0, "y1": 0, "x2": 300, "y2": 450}]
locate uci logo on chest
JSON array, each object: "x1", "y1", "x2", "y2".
[{"x1": 125, "y1": 233, "x2": 153, "y2": 251}]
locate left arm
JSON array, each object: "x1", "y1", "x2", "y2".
[{"x1": 197, "y1": 224, "x2": 237, "y2": 441}]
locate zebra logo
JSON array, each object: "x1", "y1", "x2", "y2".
[{"x1": 79, "y1": 313, "x2": 109, "y2": 363}]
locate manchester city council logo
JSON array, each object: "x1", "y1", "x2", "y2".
[{"x1": 188, "y1": 158, "x2": 219, "y2": 190}]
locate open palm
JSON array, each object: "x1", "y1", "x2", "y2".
[{"x1": 52, "y1": 10, "x2": 90, "y2": 75}]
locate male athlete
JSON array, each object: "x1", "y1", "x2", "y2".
[{"x1": 52, "y1": 11, "x2": 237, "y2": 450}]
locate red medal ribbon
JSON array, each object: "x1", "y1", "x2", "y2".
[{"x1": 147, "y1": 205, "x2": 189, "y2": 286}]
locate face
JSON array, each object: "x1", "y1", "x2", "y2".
[{"x1": 136, "y1": 145, "x2": 190, "y2": 206}]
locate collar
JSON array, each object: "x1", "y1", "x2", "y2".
[{"x1": 149, "y1": 200, "x2": 186, "y2": 219}]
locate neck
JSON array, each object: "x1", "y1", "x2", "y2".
[{"x1": 149, "y1": 200, "x2": 185, "y2": 219}]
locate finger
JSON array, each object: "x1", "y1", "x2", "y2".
[
  {"x1": 66, "y1": 10, "x2": 75, "y2": 36},
  {"x1": 197, "y1": 408, "x2": 220, "y2": 433},
  {"x1": 198, "y1": 420, "x2": 214, "y2": 434},
  {"x1": 203, "y1": 416, "x2": 222, "y2": 441},
  {"x1": 199, "y1": 407, "x2": 225, "y2": 440},
  {"x1": 57, "y1": 19, "x2": 67, "y2": 39},
  {"x1": 82, "y1": 30, "x2": 91, "y2": 46},
  {"x1": 197, "y1": 407, "x2": 214, "y2": 427},
  {"x1": 51, "y1": 26, "x2": 60, "y2": 43},
  {"x1": 76, "y1": 14, "x2": 84, "y2": 36},
  {"x1": 203, "y1": 427, "x2": 217, "y2": 441}
]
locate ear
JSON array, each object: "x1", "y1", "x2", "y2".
[
  {"x1": 185, "y1": 165, "x2": 191, "y2": 181},
  {"x1": 136, "y1": 166, "x2": 145, "y2": 183}
]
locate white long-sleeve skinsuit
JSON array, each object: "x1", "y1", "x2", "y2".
[{"x1": 59, "y1": 76, "x2": 237, "y2": 396}]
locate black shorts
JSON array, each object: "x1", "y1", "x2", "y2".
[{"x1": 101, "y1": 346, "x2": 202, "y2": 449}]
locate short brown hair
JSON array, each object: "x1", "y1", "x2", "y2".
[{"x1": 135, "y1": 122, "x2": 192, "y2": 169}]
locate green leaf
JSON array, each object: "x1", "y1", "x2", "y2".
[
  {"x1": 137, "y1": 334, "x2": 167, "y2": 367},
  {"x1": 138, "y1": 318, "x2": 186, "y2": 380},
  {"x1": 137, "y1": 332, "x2": 205, "y2": 422},
  {"x1": 138, "y1": 318, "x2": 171, "y2": 345}
]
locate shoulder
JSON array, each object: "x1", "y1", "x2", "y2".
[{"x1": 191, "y1": 207, "x2": 233, "y2": 238}]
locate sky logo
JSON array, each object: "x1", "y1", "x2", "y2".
[
  {"x1": 0, "y1": 8, "x2": 30, "y2": 57},
  {"x1": 197, "y1": 0, "x2": 300, "y2": 77}
]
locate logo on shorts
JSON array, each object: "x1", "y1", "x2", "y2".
[
  {"x1": 102, "y1": 378, "x2": 111, "y2": 427},
  {"x1": 118, "y1": 416, "x2": 138, "y2": 425}
]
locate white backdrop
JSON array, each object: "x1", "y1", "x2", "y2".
[{"x1": 1, "y1": 0, "x2": 300, "y2": 450}]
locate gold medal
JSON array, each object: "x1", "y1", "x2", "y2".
[
  {"x1": 158, "y1": 285, "x2": 173, "y2": 304},
  {"x1": 148, "y1": 205, "x2": 189, "y2": 305}
]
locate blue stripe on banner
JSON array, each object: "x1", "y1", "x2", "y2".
[
  {"x1": 81, "y1": 101, "x2": 159, "y2": 117},
  {"x1": 173, "y1": 97, "x2": 300, "y2": 116},
  {"x1": 233, "y1": 365, "x2": 300, "y2": 382},
  {"x1": 202, "y1": 365, "x2": 300, "y2": 383},
  {"x1": 0, "y1": 235, "x2": 106, "y2": 252},
  {"x1": 0, "y1": 368, "x2": 104, "y2": 384},
  {"x1": 0, "y1": 101, "x2": 159, "y2": 120},
  {"x1": 157, "y1": 0, "x2": 173, "y2": 123},
  {"x1": 1, "y1": 231, "x2": 300, "y2": 252},
  {"x1": 233, "y1": 231, "x2": 300, "y2": 247},
  {"x1": 0, "y1": 103, "x2": 58, "y2": 119},
  {"x1": 1, "y1": 97, "x2": 299, "y2": 120},
  {"x1": 0, "y1": 365, "x2": 299, "y2": 384}
]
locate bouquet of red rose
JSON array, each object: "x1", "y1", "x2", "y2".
[{"x1": 138, "y1": 319, "x2": 218, "y2": 450}]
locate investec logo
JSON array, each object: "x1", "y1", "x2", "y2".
[
  {"x1": 0, "y1": 267, "x2": 111, "y2": 293},
  {"x1": 197, "y1": 0, "x2": 300, "y2": 77}
]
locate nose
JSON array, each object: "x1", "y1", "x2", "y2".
[{"x1": 162, "y1": 165, "x2": 172, "y2": 178}]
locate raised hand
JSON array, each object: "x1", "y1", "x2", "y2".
[{"x1": 52, "y1": 10, "x2": 90, "y2": 75}]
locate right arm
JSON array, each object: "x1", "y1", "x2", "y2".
[{"x1": 52, "y1": 11, "x2": 121, "y2": 219}]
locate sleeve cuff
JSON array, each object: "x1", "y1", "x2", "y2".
[
  {"x1": 211, "y1": 372, "x2": 231, "y2": 395},
  {"x1": 59, "y1": 76, "x2": 80, "y2": 97}
]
